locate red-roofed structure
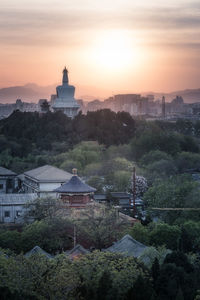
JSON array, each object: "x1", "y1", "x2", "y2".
[{"x1": 54, "y1": 169, "x2": 96, "y2": 208}]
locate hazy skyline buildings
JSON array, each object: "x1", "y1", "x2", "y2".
[{"x1": 0, "y1": 0, "x2": 200, "y2": 97}]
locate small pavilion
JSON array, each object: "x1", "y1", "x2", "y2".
[{"x1": 54, "y1": 169, "x2": 96, "y2": 208}]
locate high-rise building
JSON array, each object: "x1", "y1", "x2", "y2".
[
  {"x1": 51, "y1": 67, "x2": 80, "y2": 118},
  {"x1": 162, "y1": 96, "x2": 165, "y2": 118}
]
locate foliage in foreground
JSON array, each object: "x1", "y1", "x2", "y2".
[{"x1": 0, "y1": 251, "x2": 150, "y2": 300}]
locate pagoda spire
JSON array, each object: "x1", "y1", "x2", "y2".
[{"x1": 62, "y1": 66, "x2": 69, "y2": 84}]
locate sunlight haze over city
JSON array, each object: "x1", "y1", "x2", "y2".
[{"x1": 0, "y1": 0, "x2": 200, "y2": 97}]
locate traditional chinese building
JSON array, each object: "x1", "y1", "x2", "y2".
[
  {"x1": 51, "y1": 67, "x2": 80, "y2": 118},
  {"x1": 20, "y1": 165, "x2": 72, "y2": 197},
  {"x1": 54, "y1": 169, "x2": 96, "y2": 208}
]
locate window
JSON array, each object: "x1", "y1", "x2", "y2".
[
  {"x1": 0, "y1": 184, "x2": 3, "y2": 190},
  {"x1": 16, "y1": 211, "x2": 22, "y2": 217},
  {"x1": 4, "y1": 211, "x2": 10, "y2": 218}
]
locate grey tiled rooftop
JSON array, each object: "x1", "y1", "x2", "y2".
[
  {"x1": 25, "y1": 246, "x2": 53, "y2": 258},
  {"x1": 105, "y1": 234, "x2": 147, "y2": 258},
  {"x1": 0, "y1": 166, "x2": 16, "y2": 176},
  {"x1": 24, "y1": 165, "x2": 72, "y2": 182},
  {"x1": 54, "y1": 175, "x2": 96, "y2": 193}
]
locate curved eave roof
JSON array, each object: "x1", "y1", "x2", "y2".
[{"x1": 54, "y1": 175, "x2": 96, "y2": 194}]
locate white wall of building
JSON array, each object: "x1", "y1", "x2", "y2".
[
  {"x1": 0, "y1": 205, "x2": 26, "y2": 223},
  {"x1": 39, "y1": 182, "x2": 63, "y2": 192}
]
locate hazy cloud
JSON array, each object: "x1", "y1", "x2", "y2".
[{"x1": 0, "y1": 3, "x2": 199, "y2": 56}]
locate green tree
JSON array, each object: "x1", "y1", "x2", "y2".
[
  {"x1": 140, "y1": 150, "x2": 173, "y2": 167},
  {"x1": 125, "y1": 275, "x2": 153, "y2": 300},
  {"x1": 182, "y1": 221, "x2": 200, "y2": 251},
  {"x1": 149, "y1": 223, "x2": 181, "y2": 250},
  {"x1": 144, "y1": 159, "x2": 177, "y2": 182},
  {"x1": 112, "y1": 170, "x2": 131, "y2": 192},
  {"x1": 131, "y1": 131, "x2": 181, "y2": 160},
  {"x1": 87, "y1": 176, "x2": 104, "y2": 193},
  {"x1": 139, "y1": 246, "x2": 171, "y2": 268},
  {"x1": 151, "y1": 257, "x2": 160, "y2": 286},
  {"x1": 178, "y1": 227, "x2": 193, "y2": 253},
  {"x1": 26, "y1": 197, "x2": 63, "y2": 221},
  {"x1": 73, "y1": 251, "x2": 149, "y2": 300},
  {"x1": 21, "y1": 218, "x2": 72, "y2": 253},
  {"x1": 129, "y1": 222, "x2": 149, "y2": 245},
  {"x1": 84, "y1": 162, "x2": 102, "y2": 176},
  {"x1": 0, "y1": 230, "x2": 21, "y2": 253},
  {"x1": 175, "y1": 287, "x2": 184, "y2": 300},
  {"x1": 175, "y1": 152, "x2": 200, "y2": 173},
  {"x1": 194, "y1": 290, "x2": 200, "y2": 300},
  {"x1": 96, "y1": 270, "x2": 114, "y2": 300},
  {"x1": 144, "y1": 175, "x2": 198, "y2": 208},
  {"x1": 164, "y1": 251, "x2": 194, "y2": 273},
  {"x1": 75, "y1": 205, "x2": 128, "y2": 250}
]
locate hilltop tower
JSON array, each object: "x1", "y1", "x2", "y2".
[{"x1": 51, "y1": 67, "x2": 80, "y2": 118}]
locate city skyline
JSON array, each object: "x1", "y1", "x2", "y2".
[{"x1": 0, "y1": 0, "x2": 200, "y2": 97}]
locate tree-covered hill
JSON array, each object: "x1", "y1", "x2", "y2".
[
  {"x1": 0, "y1": 109, "x2": 136, "y2": 158},
  {"x1": 1, "y1": 109, "x2": 200, "y2": 178}
]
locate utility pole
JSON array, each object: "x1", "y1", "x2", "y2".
[
  {"x1": 73, "y1": 224, "x2": 76, "y2": 248},
  {"x1": 132, "y1": 166, "x2": 137, "y2": 217}
]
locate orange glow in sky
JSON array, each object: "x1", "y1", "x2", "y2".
[{"x1": 0, "y1": 0, "x2": 200, "y2": 98}]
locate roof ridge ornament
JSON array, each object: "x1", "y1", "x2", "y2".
[
  {"x1": 72, "y1": 168, "x2": 77, "y2": 176},
  {"x1": 62, "y1": 66, "x2": 69, "y2": 84}
]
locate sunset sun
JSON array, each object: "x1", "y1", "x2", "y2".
[{"x1": 90, "y1": 31, "x2": 138, "y2": 71}]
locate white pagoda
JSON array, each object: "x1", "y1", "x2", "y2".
[{"x1": 51, "y1": 67, "x2": 80, "y2": 118}]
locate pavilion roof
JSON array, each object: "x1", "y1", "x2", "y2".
[
  {"x1": 105, "y1": 234, "x2": 147, "y2": 258},
  {"x1": 25, "y1": 246, "x2": 53, "y2": 258},
  {"x1": 66, "y1": 244, "x2": 89, "y2": 259},
  {"x1": 54, "y1": 175, "x2": 96, "y2": 194}
]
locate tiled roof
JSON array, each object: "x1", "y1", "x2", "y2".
[
  {"x1": 0, "y1": 166, "x2": 16, "y2": 176},
  {"x1": 25, "y1": 246, "x2": 53, "y2": 258},
  {"x1": 94, "y1": 194, "x2": 107, "y2": 201},
  {"x1": 111, "y1": 192, "x2": 131, "y2": 198},
  {"x1": 66, "y1": 244, "x2": 89, "y2": 259},
  {"x1": 54, "y1": 175, "x2": 96, "y2": 193},
  {"x1": 105, "y1": 234, "x2": 146, "y2": 258},
  {"x1": 24, "y1": 165, "x2": 72, "y2": 182}
]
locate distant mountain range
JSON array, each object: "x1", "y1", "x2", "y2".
[
  {"x1": 0, "y1": 83, "x2": 200, "y2": 104},
  {"x1": 144, "y1": 89, "x2": 200, "y2": 103},
  {"x1": 0, "y1": 83, "x2": 56, "y2": 103},
  {"x1": 0, "y1": 83, "x2": 106, "y2": 104}
]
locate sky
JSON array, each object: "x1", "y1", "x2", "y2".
[{"x1": 0, "y1": 0, "x2": 200, "y2": 98}]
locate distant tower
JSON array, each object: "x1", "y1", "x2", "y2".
[
  {"x1": 40, "y1": 99, "x2": 50, "y2": 113},
  {"x1": 162, "y1": 96, "x2": 165, "y2": 118},
  {"x1": 51, "y1": 67, "x2": 80, "y2": 118},
  {"x1": 62, "y1": 66, "x2": 69, "y2": 84}
]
